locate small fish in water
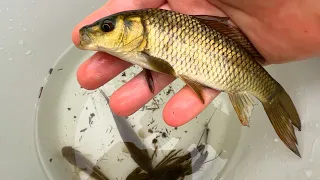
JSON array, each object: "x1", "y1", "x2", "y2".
[
  {"x1": 61, "y1": 146, "x2": 110, "y2": 180},
  {"x1": 78, "y1": 8, "x2": 301, "y2": 157}
]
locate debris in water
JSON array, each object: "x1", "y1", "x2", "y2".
[
  {"x1": 162, "y1": 132, "x2": 167, "y2": 138},
  {"x1": 152, "y1": 138, "x2": 158, "y2": 144},
  {"x1": 48, "y1": 68, "x2": 53, "y2": 74},
  {"x1": 166, "y1": 85, "x2": 175, "y2": 95},
  {"x1": 67, "y1": 108, "x2": 71, "y2": 111},
  {"x1": 38, "y1": 87, "x2": 43, "y2": 99},
  {"x1": 73, "y1": 116, "x2": 76, "y2": 118},
  {"x1": 147, "y1": 118, "x2": 155, "y2": 126},
  {"x1": 57, "y1": 68, "x2": 63, "y2": 71},
  {"x1": 49, "y1": 158, "x2": 52, "y2": 162},
  {"x1": 108, "y1": 140, "x2": 114, "y2": 146},
  {"x1": 121, "y1": 72, "x2": 126, "y2": 77},
  {"x1": 80, "y1": 128, "x2": 87, "y2": 132},
  {"x1": 148, "y1": 129, "x2": 153, "y2": 133}
]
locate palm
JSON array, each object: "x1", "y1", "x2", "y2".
[{"x1": 72, "y1": 0, "x2": 317, "y2": 127}]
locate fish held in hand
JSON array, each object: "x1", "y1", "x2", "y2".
[{"x1": 77, "y1": 8, "x2": 301, "y2": 157}]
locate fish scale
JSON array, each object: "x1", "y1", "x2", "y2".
[
  {"x1": 144, "y1": 10, "x2": 269, "y2": 94},
  {"x1": 79, "y1": 8, "x2": 302, "y2": 157}
]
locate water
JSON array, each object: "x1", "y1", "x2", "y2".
[
  {"x1": 18, "y1": 40, "x2": 24, "y2": 46},
  {"x1": 25, "y1": 50, "x2": 32, "y2": 55},
  {"x1": 304, "y1": 169, "x2": 312, "y2": 178},
  {"x1": 35, "y1": 46, "x2": 241, "y2": 180}
]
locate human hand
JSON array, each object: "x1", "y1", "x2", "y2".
[{"x1": 72, "y1": 0, "x2": 320, "y2": 127}]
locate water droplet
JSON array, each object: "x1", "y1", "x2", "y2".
[
  {"x1": 8, "y1": 26, "x2": 13, "y2": 30},
  {"x1": 19, "y1": 22, "x2": 23, "y2": 26},
  {"x1": 24, "y1": 8, "x2": 27, "y2": 11},
  {"x1": 274, "y1": 138, "x2": 279, "y2": 142},
  {"x1": 8, "y1": 57, "x2": 13, "y2": 61},
  {"x1": 0, "y1": 47, "x2": 3, "y2": 51},
  {"x1": 31, "y1": 0, "x2": 35, "y2": 3},
  {"x1": 304, "y1": 169, "x2": 312, "y2": 178},
  {"x1": 35, "y1": 16, "x2": 38, "y2": 19},
  {"x1": 9, "y1": 18, "x2": 13, "y2": 22},
  {"x1": 316, "y1": 123, "x2": 319, "y2": 128},
  {"x1": 266, "y1": 145, "x2": 269, "y2": 149},
  {"x1": 23, "y1": 28, "x2": 28, "y2": 32},
  {"x1": 0, "y1": 9, "x2": 2, "y2": 13},
  {"x1": 263, "y1": 134, "x2": 268, "y2": 139},
  {"x1": 18, "y1": 40, "x2": 24, "y2": 46},
  {"x1": 25, "y1": 50, "x2": 32, "y2": 55},
  {"x1": 309, "y1": 158, "x2": 314, "y2": 163}
]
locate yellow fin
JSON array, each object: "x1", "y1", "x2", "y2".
[
  {"x1": 228, "y1": 92, "x2": 257, "y2": 127},
  {"x1": 193, "y1": 15, "x2": 265, "y2": 65},
  {"x1": 179, "y1": 75, "x2": 205, "y2": 104},
  {"x1": 262, "y1": 85, "x2": 301, "y2": 157},
  {"x1": 141, "y1": 52, "x2": 176, "y2": 76}
]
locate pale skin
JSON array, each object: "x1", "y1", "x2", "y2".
[{"x1": 72, "y1": 0, "x2": 320, "y2": 127}]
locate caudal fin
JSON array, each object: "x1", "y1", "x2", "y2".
[{"x1": 262, "y1": 86, "x2": 301, "y2": 157}]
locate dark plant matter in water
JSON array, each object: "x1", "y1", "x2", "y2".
[{"x1": 60, "y1": 89, "x2": 221, "y2": 179}]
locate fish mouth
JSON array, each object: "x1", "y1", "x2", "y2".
[{"x1": 78, "y1": 28, "x2": 93, "y2": 49}]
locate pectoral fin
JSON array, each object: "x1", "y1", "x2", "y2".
[
  {"x1": 228, "y1": 92, "x2": 257, "y2": 126},
  {"x1": 141, "y1": 52, "x2": 176, "y2": 76},
  {"x1": 180, "y1": 75, "x2": 205, "y2": 104},
  {"x1": 143, "y1": 68, "x2": 155, "y2": 93}
]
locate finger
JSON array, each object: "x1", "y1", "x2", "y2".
[
  {"x1": 77, "y1": 52, "x2": 132, "y2": 90},
  {"x1": 163, "y1": 86, "x2": 220, "y2": 127},
  {"x1": 72, "y1": 0, "x2": 166, "y2": 46},
  {"x1": 109, "y1": 71, "x2": 176, "y2": 116}
]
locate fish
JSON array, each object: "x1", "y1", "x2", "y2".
[
  {"x1": 61, "y1": 146, "x2": 110, "y2": 180},
  {"x1": 99, "y1": 89, "x2": 153, "y2": 172},
  {"x1": 77, "y1": 8, "x2": 301, "y2": 157}
]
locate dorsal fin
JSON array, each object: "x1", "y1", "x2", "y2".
[{"x1": 194, "y1": 15, "x2": 265, "y2": 64}]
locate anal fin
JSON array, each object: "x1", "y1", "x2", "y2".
[
  {"x1": 228, "y1": 92, "x2": 257, "y2": 126},
  {"x1": 180, "y1": 75, "x2": 205, "y2": 104}
]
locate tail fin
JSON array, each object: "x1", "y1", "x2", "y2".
[{"x1": 262, "y1": 85, "x2": 301, "y2": 157}]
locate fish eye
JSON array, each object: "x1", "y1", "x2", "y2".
[{"x1": 100, "y1": 20, "x2": 114, "y2": 32}]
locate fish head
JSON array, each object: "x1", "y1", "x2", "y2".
[{"x1": 78, "y1": 12, "x2": 146, "y2": 54}]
